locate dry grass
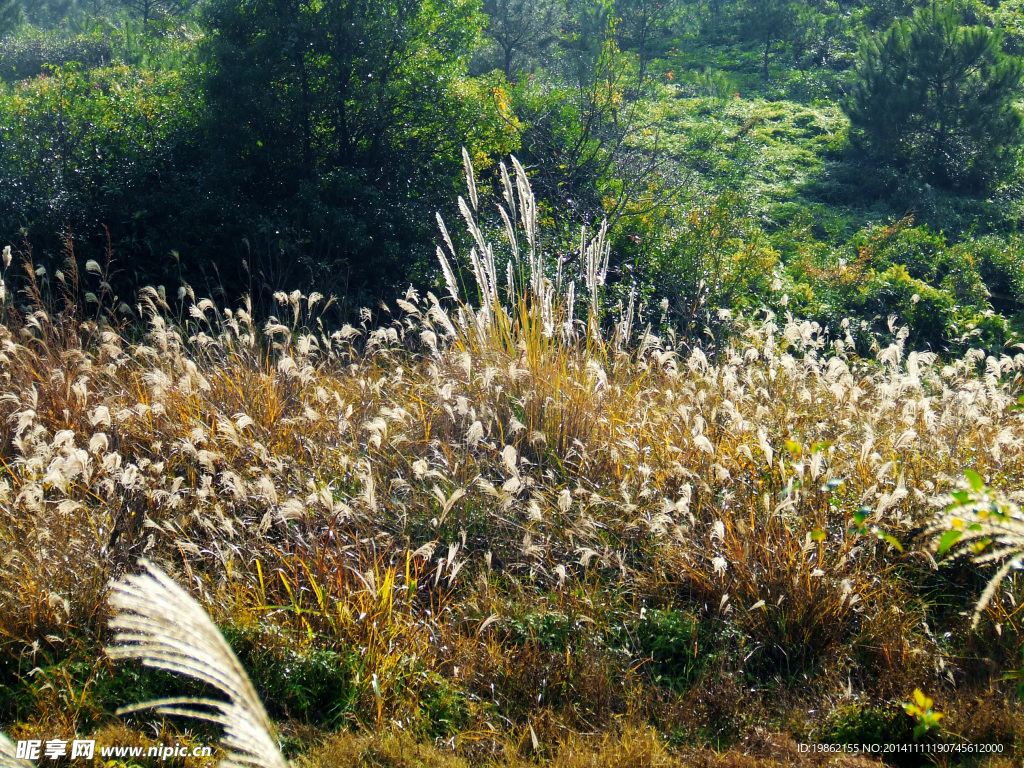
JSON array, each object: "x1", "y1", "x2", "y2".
[{"x1": 1, "y1": 162, "x2": 1024, "y2": 763}]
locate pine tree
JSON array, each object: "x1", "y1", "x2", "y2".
[
  {"x1": 0, "y1": 0, "x2": 20, "y2": 37},
  {"x1": 845, "y1": 1, "x2": 1024, "y2": 191},
  {"x1": 738, "y1": 0, "x2": 806, "y2": 81},
  {"x1": 478, "y1": 0, "x2": 562, "y2": 77},
  {"x1": 118, "y1": 0, "x2": 198, "y2": 30}
]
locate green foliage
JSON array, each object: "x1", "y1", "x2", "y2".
[
  {"x1": 972, "y1": 235, "x2": 1024, "y2": 313},
  {"x1": 0, "y1": 63, "x2": 203, "y2": 280},
  {"x1": 929, "y1": 473, "x2": 1024, "y2": 629},
  {"x1": 0, "y1": 0, "x2": 20, "y2": 38},
  {"x1": 0, "y1": 30, "x2": 113, "y2": 80},
  {"x1": 20, "y1": 0, "x2": 82, "y2": 28},
  {"x1": 633, "y1": 608, "x2": 710, "y2": 691},
  {"x1": 624, "y1": 193, "x2": 780, "y2": 333},
  {"x1": 903, "y1": 688, "x2": 944, "y2": 739},
  {"x1": 416, "y1": 675, "x2": 470, "y2": 738},
  {"x1": 224, "y1": 623, "x2": 356, "y2": 725},
  {"x1": 199, "y1": 0, "x2": 515, "y2": 295},
  {"x1": 736, "y1": 0, "x2": 807, "y2": 80},
  {"x1": 956, "y1": 309, "x2": 1012, "y2": 353},
  {"x1": 474, "y1": 0, "x2": 562, "y2": 77},
  {"x1": 858, "y1": 265, "x2": 955, "y2": 349},
  {"x1": 854, "y1": 222, "x2": 946, "y2": 280},
  {"x1": 614, "y1": 0, "x2": 684, "y2": 71},
  {"x1": 3, "y1": 0, "x2": 1024, "y2": 345},
  {"x1": 845, "y1": 0, "x2": 1024, "y2": 190},
  {"x1": 822, "y1": 702, "x2": 916, "y2": 746},
  {"x1": 512, "y1": 20, "x2": 649, "y2": 232},
  {"x1": 506, "y1": 611, "x2": 576, "y2": 653},
  {"x1": 118, "y1": 0, "x2": 199, "y2": 29}
]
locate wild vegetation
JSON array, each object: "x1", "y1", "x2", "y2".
[
  {"x1": 0, "y1": 160, "x2": 1022, "y2": 765},
  {"x1": 2, "y1": 0, "x2": 1024, "y2": 765}
]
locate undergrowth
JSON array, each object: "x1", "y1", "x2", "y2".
[{"x1": 0, "y1": 156, "x2": 1023, "y2": 765}]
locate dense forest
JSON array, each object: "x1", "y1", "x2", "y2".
[
  {"x1": 3, "y1": 1, "x2": 1024, "y2": 766},
  {"x1": 2, "y1": 0, "x2": 1024, "y2": 349}
]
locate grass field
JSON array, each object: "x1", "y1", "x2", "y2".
[{"x1": 1, "y1": 164, "x2": 1023, "y2": 766}]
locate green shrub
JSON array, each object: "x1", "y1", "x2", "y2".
[
  {"x1": 972, "y1": 236, "x2": 1024, "y2": 314},
  {"x1": 223, "y1": 624, "x2": 356, "y2": 725},
  {"x1": 853, "y1": 223, "x2": 947, "y2": 281},
  {"x1": 858, "y1": 265, "x2": 956, "y2": 349},
  {"x1": 506, "y1": 611, "x2": 575, "y2": 653},
  {"x1": 634, "y1": 608, "x2": 711, "y2": 692},
  {"x1": 0, "y1": 32, "x2": 113, "y2": 81},
  {"x1": 821, "y1": 702, "x2": 916, "y2": 747},
  {"x1": 953, "y1": 309, "x2": 1012, "y2": 353},
  {"x1": 0, "y1": 62, "x2": 203, "y2": 280}
]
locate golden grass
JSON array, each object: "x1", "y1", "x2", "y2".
[{"x1": 1, "y1": 162, "x2": 1024, "y2": 762}]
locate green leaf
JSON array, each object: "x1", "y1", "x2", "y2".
[
  {"x1": 853, "y1": 509, "x2": 869, "y2": 528},
  {"x1": 969, "y1": 537, "x2": 992, "y2": 555},
  {"x1": 810, "y1": 528, "x2": 826, "y2": 542},
  {"x1": 879, "y1": 533, "x2": 904, "y2": 553},
  {"x1": 965, "y1": 470, "x2": 984, "y2": 492},
  {"x1": 936, "y1": 529, "x2": 962, "y2": 556}
]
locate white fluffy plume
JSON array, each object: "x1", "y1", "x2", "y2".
[
  {"x1": 0, "y1": 733, "x2": 35, "y2": 768},
  {"x1": 106, "y1": 560, "x2": 287, "y2": 768}
]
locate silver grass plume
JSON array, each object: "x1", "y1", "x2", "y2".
[
  {"x1": 461, "y1": 147, "x2": 479, "y2": 211},
  {"x1": 0, "y1": 733, "x2": 35, "y2": 768},
  {"x1": 500, "y1": 161, "x2": 516, "y2": 220},
  {"x1": 107, "y1": 560, "x2": 287, "y2": 768},
  {"x1": 438, "y1": 149, "x2": 615, "y2": 338},
  {"x1": 927, "y1": 480, "x2": 1024, "y2": 628}
]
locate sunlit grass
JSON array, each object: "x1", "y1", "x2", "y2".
[{"x1": 1, "y1": 158, "x2": 1023, "y2": 764}]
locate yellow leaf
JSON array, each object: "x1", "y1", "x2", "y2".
[{"x1": 912, "y1": 688, "x2": 931, "y2": 710}]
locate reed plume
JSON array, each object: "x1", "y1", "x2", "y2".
[
  {"x1": 927, "y1": 475, "x2": 1024, "y2": 628},
  {"x1": 107, "y1": 559, "x2": 287, "y2": 768},
  {"x1": 0, "y1": 733, "x2": 34, "y2": 768}
]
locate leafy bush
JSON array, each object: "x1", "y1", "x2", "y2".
[
  {"x1": 853, "y1": 222, "x2": 947, "y2": 281},
  {"x1": 224, "y1": 624, "x2": 356, "y2": 725},
  {"x1": 0, "y1": 31, "x2": 113, "y2": 81},
  {"x1": 972, "y1": 235, "x2": 1024, "y2": 314},
  {"x1": 625, "y1": 193, "x2": 780, "y2": 335},
  {"x1": 634, "y1": 609, "x2": 710, "y2": 691},
  {"x1": 857, "y1": 265, "x2": 956, "y2": 349},
  {"x1": 0, "y1": 62, "x2": 202, "y2": 282},
  {"x1": 820, "y1": 703, "x2": 916, "y2": 748}
]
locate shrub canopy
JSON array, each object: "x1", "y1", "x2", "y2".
[{"x1": 845, "y1": 1, "x2": 1024, "y2": 191}]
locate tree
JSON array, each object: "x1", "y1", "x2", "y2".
[
  {"x1": 845, "y1": 1, "x2": 1024, "y2": 190},
  {"x1": 738, "y1": 0, "x2": 804, "y2": 80},
  {"x1": 119, "y1": 0, "x2": 199, "y2": 29},
  {"x1": 203, "y1": 0, "x2": 484, "y2": 191},
  {"x1": 19, "y1": 0, "x2": 81, "y2": 26},
  {"x1": 614, "y1": 0, "x2": 682, "y2": 80},
  {"x1": 200, "y1": 0, "x2": 509, "y2": 294},
  {"x1": 0, "y1": 0, "x2": 19, "y2": 37},
  {"x1": 476, "y1": 0, "x2": 562, "y2": 77}
]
